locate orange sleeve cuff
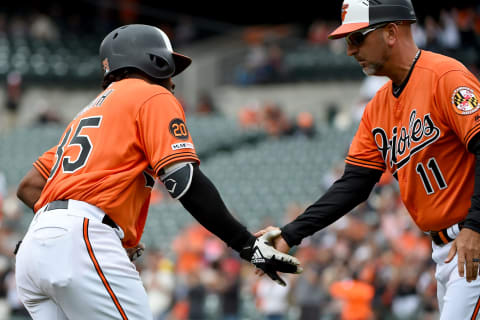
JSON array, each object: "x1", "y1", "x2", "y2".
[
  {"x1": 33, "y1": 160, "x2": 50, "y2": 180},
  {"x1": 464, "y1": 123, "x2": 480, "y2": 150},
  {"x1": 345, "y1": 156, "x2": 386, "y2": 171},
  {"x1": 153, "y1": 152, "x2": 200, "y2": 175}
]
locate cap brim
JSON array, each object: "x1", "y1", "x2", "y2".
[
  {"x1": 172, "y1": 52, "x2": 192, "y2": 77},
  {"x1": 328, "y1": 22, "x2": 369, "y2": 39}
]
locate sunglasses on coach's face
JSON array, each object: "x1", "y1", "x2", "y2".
[{"x1": 345, "y1": 22, "x2": 390, "y2": 47}]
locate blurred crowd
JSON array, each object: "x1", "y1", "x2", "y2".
[
  {"x1": 237, "y1": 101, "x2": 316, "y2": 139},
  {"x1": 1, "y1": 3, "x2": 479, "y2": 320},
  {"x1": 127, "y1": 166, "x2": 438, "y2": 320},
  {"x1": 0, "y1": 171, "x2": 31, "y2": 320},
  {"x1": 0, "y1": 160, "x2": 439, "y2": 320},
  {"x1": 235, "y1": 5, "x2": 480, "y2": 85},
  {"x1": 2, "y1": 4, "x2": 480, "y2": 131},
  {"x1": 0, "y1": 2, "x2": 226, "y2": 53}
]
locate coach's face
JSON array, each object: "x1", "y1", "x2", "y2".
[{"x1": 346, "y1": 25, "x2": 392, "y2": 77}]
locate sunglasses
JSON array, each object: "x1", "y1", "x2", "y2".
[{"x1": 345, "y1": 23, "x2": 389, "y2": 46}]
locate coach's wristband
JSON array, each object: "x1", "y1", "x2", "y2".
[
  {"x1": 463, "y1": 218, "x2": 480, "y2": 234},
  {"x1": 280, "y1": 225, "x2": 301, "y2": 248}
]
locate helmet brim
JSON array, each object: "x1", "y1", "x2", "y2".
[
  {"x1": 328, "y1": 22, "x2": 370, "y2": 39},
  {"x1": 172, "y1": 52, "x2": 192, "y2": 77}
]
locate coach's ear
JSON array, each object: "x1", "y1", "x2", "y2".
[{"x1": 385, "y1": 22, "x2": 398, "y2": 46}]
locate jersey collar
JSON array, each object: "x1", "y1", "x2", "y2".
[{"x1": 392, "y1": 50, "x2": 422, "y2": 98}]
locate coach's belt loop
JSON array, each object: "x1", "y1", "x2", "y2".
[{"x1": 429, "y1": 221, "x2": 465, "y2": 246}]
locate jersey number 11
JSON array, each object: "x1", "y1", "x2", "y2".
[{"x1": 415, "y1": 157, "x2": 447, "y2": 195}]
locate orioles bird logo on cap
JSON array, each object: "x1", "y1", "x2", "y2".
[
  {"x1": 342, "y1": 3, "x2": 349, "y2": 22},
  {"x1": 102, "y1": 58, "x2": 110, "y2": 74}
]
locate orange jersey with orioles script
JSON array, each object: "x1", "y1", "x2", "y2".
[
  {"x1": 33, "y1": 78, "x2": 199, "y2": 247},
  {"x1": 346, "y1": 50, "x2": 480, "y2": 232}
]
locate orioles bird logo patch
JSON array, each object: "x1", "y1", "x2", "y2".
[
  {"x1": 341, "y1": 3, "x2": 349, "y2": 22},
  {"x1": 452, "y1": 87, "x2": 479, "y2": 115}
]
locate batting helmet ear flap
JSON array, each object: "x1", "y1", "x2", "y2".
[{"x1": 149, "y1": 54, "x2": 171, "y2": 73}]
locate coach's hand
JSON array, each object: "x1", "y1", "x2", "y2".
[
  {"x1": 254, "y1": 226, "x2": 291, "y2": 253},
  {"x1": 445, "y1": 228, "x2": 480, "y2": 282},
  {"x1": 240, "y1": 229, "x2": 302, "y2": 286}
]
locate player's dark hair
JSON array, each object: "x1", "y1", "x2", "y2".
[
  {"x1": 101, "y1": 67, "x2": 170, "y2": 90},
  {"x1": 101, "y1": 68, "x2": 132, "y2": 89}
]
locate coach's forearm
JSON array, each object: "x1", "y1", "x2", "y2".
[
  {"x1": 17, "y1": 167, "x2": 47, "y2": 210},
  {"x1": 281, "y1": 164, "x2": 382, "y2": 247}
]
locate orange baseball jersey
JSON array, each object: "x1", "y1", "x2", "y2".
[
  {"x1": 346, "y1": 50, "x2": 480, "y2": 232},
  {"x1": 33, "y1": 78, "x2": 200, "y2": 247}
]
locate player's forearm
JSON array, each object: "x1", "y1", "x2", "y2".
[
  {"x1": 281, "y1": 164, "x2": 382, "y2": 247},
  {"x1": 17, "y1": 167, "x2": 47, "y2": 210},
  {"x1": 179, "y1": 165, "x2": 255, "y2": 252}
]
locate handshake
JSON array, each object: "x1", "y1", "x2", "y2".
[
  {"x1": 239, "y1": 228, "x2": 302, "y2": 286},
  {"x1": 127, "y1": 228, "x2": 301, "y2": 287}
]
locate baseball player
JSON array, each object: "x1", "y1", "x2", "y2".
[
  {"x1": 14, "y1": 24, "x2": 302, "y2": 320},
  {"x1": 257, "y1": 1, "x2": 480, "y2": 319}
]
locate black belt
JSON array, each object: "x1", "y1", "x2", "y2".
[
  {"x1": 429, "y1": 221, "x2": 464, "y2": 245},
  {"x1": 45, "y1": 200, "x2": 118, "y2": 230}
]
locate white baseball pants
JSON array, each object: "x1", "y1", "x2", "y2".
[
  {"x1": 433, "y1": 241, "x2": 480, "y2": 320},
  {"x1": 15, "y1": 200, "x2": 153, "y2": 320}
]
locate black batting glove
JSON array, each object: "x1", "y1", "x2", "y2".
[{"x1": 240, "y1": 229, "x2": 303, "y2": 286}]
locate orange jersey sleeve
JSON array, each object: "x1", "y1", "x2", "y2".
[
  {"x1": 346, "y1": 103, "x2": 387, "y2": 172},
  {"x1": 33, "y1": 147, "x2": 56, "y2": 180},
  {"x1": 34, "y1": 78, "x2": 199, "y2": 247},
  {"x1": 434, "y1": 69, "x2": 480, "y2": 148},
  {"x1": 136, "y1": 93, "x2": 198, "y2": 174}
]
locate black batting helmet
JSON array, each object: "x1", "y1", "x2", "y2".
[
  {"x1": 99, "y1": 24, "x2": 192, "y2": 80},
  {"x1": 328, "y1": 0, "x2": 416, "y2": 39}
]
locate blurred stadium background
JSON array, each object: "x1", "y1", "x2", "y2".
[{"x1": 0, "y1": 1, "x2": 479, "y2": 319}]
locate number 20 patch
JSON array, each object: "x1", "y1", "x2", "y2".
[{"x1": 169, "y1": 118, "x2": 189, "y2": 140}]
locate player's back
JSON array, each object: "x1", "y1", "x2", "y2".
[{"x1": 34, "y1": 78, "x2": 183, "y2": 245}]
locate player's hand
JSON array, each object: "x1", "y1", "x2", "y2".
[
  {"x1": 240, "y1": 229, "x2": 302, "y2": 286},
  {"x1": 445, "y1": 228, "x2": 480, "y2": 282},
  {"x1": 126, "y1": 242, "x2": 145, "y2": 262}
]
